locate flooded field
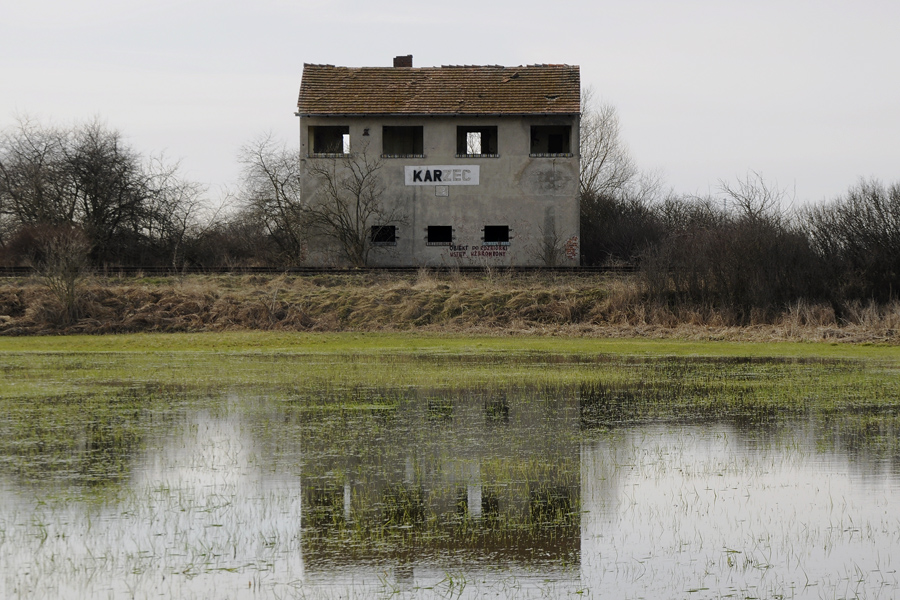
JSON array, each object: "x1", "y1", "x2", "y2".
[{"x1": 1, "y1": 347, "x2": 899, "y2": 599}]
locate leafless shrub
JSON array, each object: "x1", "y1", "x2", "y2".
[
  {"x1": 26, "y1": 224, "x2": 92, "y2": 324},
  {"x1": 580, "y1": 188, "x2": 664, "y2": 266},
  {"x1": 639, "y1": 175, "x2": 825, "y2": 321},
  {"x1": 802, "y1": 179, "x2": 900, "y2": 301},
  {"x1": 527, "y1": 223, "x2": 570, "y2": 267}
]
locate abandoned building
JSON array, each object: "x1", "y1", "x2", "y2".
[{"x1": 296, "y1": 55, "x2": 580, "y2": 267}]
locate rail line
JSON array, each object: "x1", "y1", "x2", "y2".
[{"x1": 0, "y1": 265, "x2": 636, "y2": 277}]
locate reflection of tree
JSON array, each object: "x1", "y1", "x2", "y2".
[
  {"x1": 820, "y1": 410, "x2": 900, "y2": 472},
  {"x1": 0, "y1": 392, "x2": 150, "y2": 491},
  {"x1": 77, "y1": 417, "x2": 141, "y2": 485},
  {"x1": 580, "y1": 436, "x2": 630, "y2": 529}
]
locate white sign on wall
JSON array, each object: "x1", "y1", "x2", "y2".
[{"x1": 405, "y1": 165, "x2": 479, "y2": 186}]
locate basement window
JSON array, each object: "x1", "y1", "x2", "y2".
[
  {"x1": 382, "y1": 126, "x2": 424, "y2": 158},
  {"x1": 426, "y1": 226, "x2": 453, "y2": 246},
  {"x1": 309, "y1": 126, "x2": 350, "y2": 156},
  {"x1": 456, "y1": 126, "x2": 498, "y2": 157},
  {"x1": 529, "y1": 125, "x2": 573, "y2": 157},
  {"x1": 371, "y1": 225, "x2": 397, "y2": 246},
  {"x1": 483, "y1": 225, "x2": 510, "y2": 246}
]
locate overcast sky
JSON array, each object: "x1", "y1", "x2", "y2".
[{"x1": 3, "y1": 0, "x2": 898, "y2": 204}]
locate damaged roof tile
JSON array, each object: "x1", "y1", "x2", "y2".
[{"x1": 297, "y1": 64, "x2": 580, "y2": 116}]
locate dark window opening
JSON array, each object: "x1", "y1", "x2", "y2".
[
  {"x1": 483, "y1": 225, "x2": 510, "y2": 245},
  {"x1": 427, "y1": 225, "x2": 453, "y2": 246},
  {"x1": 530, "y1": 125, "x2": 572, "y2": 156},
  {"x1": 309, "y1": 126, "x2": 350, "y2": 155},
  {"x1": 548, "y1": 134, "x2": 565, "y2": 153},
  {"x1": 383, "y1": 126, "x2": 424, "y2": 157},
  {"x1": 456, "y1": 126, "x2": 498, "y2": 157},
  {"x1": 371, "y1": 225, "x2": 397, "y2": 245}
]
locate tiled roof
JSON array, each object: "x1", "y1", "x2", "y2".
[{"x1": 297, "y1": 64, "x2": 580, "y2": 116}]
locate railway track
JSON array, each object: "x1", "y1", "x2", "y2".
[{"x1": 0, "y1": 265, "x2": 635, "y2": 277}]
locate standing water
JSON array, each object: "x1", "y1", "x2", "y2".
[{"x1": 0, "y1": 354, "x2": 898, "y2": 599}]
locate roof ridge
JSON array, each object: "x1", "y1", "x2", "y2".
[{"x1": 304, "y1": 63, "x2": 576, "y2": 70}]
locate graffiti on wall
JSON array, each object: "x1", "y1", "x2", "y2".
[
  {"x1": 564, "y1": 236, "x2": 578, "y2": 260},
  {"x1": 447, "y1": 244, "x2": 508, "y2": 259}
]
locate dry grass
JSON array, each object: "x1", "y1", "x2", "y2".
[{"x1": 1, "y1": 271, "x2": 899, "y2": 343}]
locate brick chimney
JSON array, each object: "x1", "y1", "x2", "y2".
[{"x1": 393, "y1": 55, "x2": 413, "y2": 68}]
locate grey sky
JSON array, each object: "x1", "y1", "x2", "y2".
[{"x1": 3, "y1": 0, "x2": 898, "y2": 204}]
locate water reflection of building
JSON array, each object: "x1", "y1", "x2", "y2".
[
  {"x1": 8, "y1": 381, "x2": 900, "y2": 599},
  {"x1": 300, "y1": 388, "x2": 582, "y2": 567}
]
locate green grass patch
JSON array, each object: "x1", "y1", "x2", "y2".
[
  {"x1": 3, "y1": 330, "x2": 900, "y2": 360},
  {"x1": 2, "y1": 333, "x2": 900, "y2": 417}
]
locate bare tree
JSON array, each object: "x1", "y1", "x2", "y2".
[
  {"x1": 65, "y1": 118, "x2": 148, "y2": 261},
  {"x1": 718, "y1": 170, "x2": 792, "y2": 224},
  {"x1": 0, "y1": 117, "x2": 74, "y2": 232},
  {"x1": 238, "y1": 133, "x2": 308, "y2": 263},
  {"x1": 654, "y1": 194, "x2": 726, "y2": 233},
  {"x1": 306, "y1": 143, "x2": 404, "y2": 267},
  {"x1": 1, "y1": 117, "x2": 208, "y2": 266},
  {"x1": 142, "y1": 155, "x2": 209, "y2": 268},
  {"x1": 578, "y1": 88, "x2": 662, "y2": 265},
  {"x1": 579, "y1": 86, "x2": 637, "y2": 199}
]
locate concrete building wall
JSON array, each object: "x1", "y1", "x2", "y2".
[{"x1": 298, "y1": 114, "x2": 580, "y2": 267}]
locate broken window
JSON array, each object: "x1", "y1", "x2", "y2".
[
  {"x1": 309, "y1": 126, "x2": 350, "y2": 156},
  {"x1": 467, "y1": 132, "x2": 481, "y2": 154},
  {"x1": 456, "y1": 126, "x2": 498, "y2": 157},
  {"x1": 483, "y1": 225, "x2": 510, "y2": 245},
  {"x1": 371, "y1": 225, "x2": 397, "y2": 246},
  {"x1": 426, "y1": 226, "x2": 453, "y2": 246},
  {"x1": 382, "y1": 126, "x2": 424, "y2": 157},
  {"x1": 529, "y1": 125, "x2": 572, "y2": 157}
]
